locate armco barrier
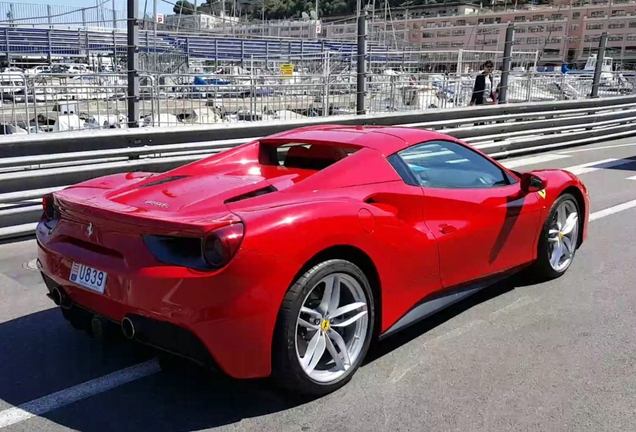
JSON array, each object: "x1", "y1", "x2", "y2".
[
  {"x1": 3, "y1": 95, "x2": 635, "y2": 159},
  {"x1": 1, "y1": 95, "x2": 636, "y2": 241}
]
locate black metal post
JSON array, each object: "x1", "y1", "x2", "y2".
[
  {"x1": 498, "y1": 23, "x2": 514, "y2": 104},
  {"x1": 591, "y1": 32, "x2": 607, "y2": 99},
  {"x1": 127, "y1": 0, "x2": 140, "y2": 128},
  {"x1": 356, "y1": 6, "x2": 367, "y2": 115}
]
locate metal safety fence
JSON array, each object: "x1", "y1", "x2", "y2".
[
  {"x1": 0, "y1": 69, "x2": 634, "y2": 135},
  {"x1": 1, "y1": 94, "x2": 636, "y2": 240}
]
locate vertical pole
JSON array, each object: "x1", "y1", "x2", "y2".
[
  {"x1": 127, "y1": 0, "x2": 140, "y2": 128},
  {"x1": 356, "y1": 3, "x2": 367, "y2": 115},
  {"x1": 153, "y1": 0, "x2": 157, "y2": 72},
  {"x1": 47, "y1": 5, "x2": 52, "y2": 28},
  {"x1": 113, "y1": 30, "x2": 118, "y2": 72},
  {"x1": 95, "y1": 0, "x2": 101, "y2": 28},
  {"x1": 47, "y1": 30, "x2": 52, "y2": 65},
  {"x1": 498, "y1": 22, "x2": 514, "y2": 104},
  {"x1": 591, "y1": 32, "x2": 607, "y2": 98},
  {"x1": 112, "y1": 0, "x2": 117, "y2": 29}
]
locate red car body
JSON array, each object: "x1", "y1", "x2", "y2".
[{"x1": 36, "y1": 125, "x2": 590, "y2": 380}]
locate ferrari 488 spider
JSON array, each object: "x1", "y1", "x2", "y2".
[{"x1": 36, "y1": 125, "x2": 589, "y2": 396}]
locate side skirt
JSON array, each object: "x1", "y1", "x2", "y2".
[{"x1": 378, "y1": 268, "x2": 524, "y2": 341}]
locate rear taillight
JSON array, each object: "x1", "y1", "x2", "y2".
[
  {"x1": 202, "y1": 222, "x2": 244, "y2": 269},
  {"x1": 142, "y1": 222, "x2": 245, "y2": 271},
  {"x1": 42, "y1": 193, "x2": 56, "y2": 221}
]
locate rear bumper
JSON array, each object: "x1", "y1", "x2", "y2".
[
  {"x1": 36, "y1": 229, "x2": 299, "y2": 379},
  {"x1": 42, "y1": 272, "x2": 220, "y2": 368}
]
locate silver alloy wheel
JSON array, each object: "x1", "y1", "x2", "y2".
[
  {"x1": 295, "y1": 272, "x2": 369, "y2": 383},
  {"x1": 547, "y1": 199, "x2": 579, "y2": 272}
]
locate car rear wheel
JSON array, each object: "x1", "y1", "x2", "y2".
[
  {"x1": 532, "y1": 193, "x2": 580, "y2": 280},
  {"x1": 273, "y1": 259, "x2": 375, "y2": 397}
]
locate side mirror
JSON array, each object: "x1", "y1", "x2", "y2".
[{"x1": 520, "y1": 172, "x2": 548, "y2": 193}]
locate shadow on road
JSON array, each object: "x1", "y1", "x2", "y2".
[
  {"x1": 0, "y1": 272, "x2": 539, "y2": 431},
  {"x1": 583, "y1": 156, "x2": 636, "y2": 173}
]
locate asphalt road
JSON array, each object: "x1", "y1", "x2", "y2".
[{"x1": 2, "y1": 137, "x2": 636, "y2": 432}]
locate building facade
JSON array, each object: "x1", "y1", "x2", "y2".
[
  {"x1": 162, "y1": 13, "x2": 240, "y2": 31},
  {"x1": 322, "y1": 1, "x2": 636, "y2": 65}
]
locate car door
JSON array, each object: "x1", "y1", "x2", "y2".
[{"x1": 391, "y1": 140, "x2": 544, "y2": 288}]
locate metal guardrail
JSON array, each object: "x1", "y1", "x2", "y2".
[{"x1": 2, "y1": 95, "x2": 636, "y2": 241}]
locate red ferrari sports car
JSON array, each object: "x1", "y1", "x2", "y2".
[{"x1": 36, "y1": 125, "x2": 589, "y2": 396}]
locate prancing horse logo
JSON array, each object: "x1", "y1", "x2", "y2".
[{"x1": 86, "y1": 223, "x2": 93, "y2": 237}]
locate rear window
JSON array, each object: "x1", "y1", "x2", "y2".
[{"x1": 259, "y1": 142, "x2": 360, "y2": 171}]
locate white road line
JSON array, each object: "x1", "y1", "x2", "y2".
[
  {"x1": 589, "y1": 199, "x2": 636, "y2": 222},
  {"x1": 626, "y1": 174, "x2": 636, "y2": 181},
  {"x1": 0, "y1": 360, "x2": 160, "y2": 429},
  {"x1": 562, "y1": 158, "x2": 635, "y2": 176},
  {"x1": 559, "y1": 142, "x2": 636, "y2": 154},
  {"x1": 500, "y1": 153, "x2": 571, "y2": 169}
]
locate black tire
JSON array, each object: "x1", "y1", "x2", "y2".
[
  {"x1": 272, "y1": 259, "x2": 375, "y2": 398},
  {"x1": 531, "y1": 193, "x2": 580, "y2": 281}
]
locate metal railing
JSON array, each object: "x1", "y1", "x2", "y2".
[
  {"x1": 1, "y1": 70, "x2": 633, "y2": 135},
  {"x1": 1, "y1": 94, "x2": 636, "y2": 240}
]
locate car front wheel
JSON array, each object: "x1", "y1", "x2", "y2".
[
  {"x1": 272, "y1": 259, "x2": 375, "y2": 397},
  {"x1": 533, "y1": 193, "x2": 581, "y2": 280}
]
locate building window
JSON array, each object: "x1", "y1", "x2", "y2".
[
  {"x1": 608, "y1": 23, "x2": 625, "y2": 29},
  {"x1": 586, "y1": 23, "x2": 603, "y2": 30}
]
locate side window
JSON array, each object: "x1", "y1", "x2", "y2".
[{"x1": 392, "y1": 140, "x2": 517, "y2": 189}]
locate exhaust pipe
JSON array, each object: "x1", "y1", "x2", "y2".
[
  {"x1": 50, "y1": 287, "x2": 62, "y2": 305},
  {"x1": 121, "y1": 317, "x2": 136, "y2": 339},
  {"x1": 49, "y1": 287, "x2": 72, "y2": 309}
]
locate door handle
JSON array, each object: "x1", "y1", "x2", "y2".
[{"x1": 439, "y1": 224, "x2": 457, "y2": 234}]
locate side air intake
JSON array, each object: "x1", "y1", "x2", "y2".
[{"x1": 224, "y1": 186, "x2": 278, "y2": 204}]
